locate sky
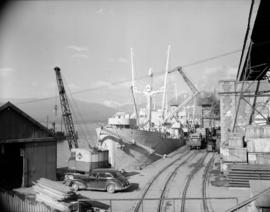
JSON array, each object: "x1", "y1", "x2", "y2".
[{"x1": 0, "y1": 0, "x2": 253, "y2": 107}]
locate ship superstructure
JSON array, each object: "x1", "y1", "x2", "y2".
[{"x1": 96, "y1": 47, "x2": 199, "y2": 170}]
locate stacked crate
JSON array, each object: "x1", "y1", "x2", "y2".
[
  {"x1": 220, "y1": 132, "x2": 247, "y2": 173},
  {"x1": 221, "y1": 132, "x2": 247, "y2": 162},
  {"x1": 246, "y1": 125, "x2": 270, "y2": 165}
]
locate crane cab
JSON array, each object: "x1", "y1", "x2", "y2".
[{"x1": 68, "y1": 148, "x2": 110, "y2": 173}]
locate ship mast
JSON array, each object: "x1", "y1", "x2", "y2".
[
  {"x1": 146, "y1": 68, "x2": 153, "y2": 130},
  {"x1": 161, "y1": 45, "x2": 171, "y2": 120},
  {"x1": 131, "y1": 48, "x2": 166, "y2": 130},
  {"x1": 130, "y1": 48, "x2": 139, "y2": 125}
]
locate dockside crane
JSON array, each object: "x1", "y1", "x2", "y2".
[
  {"x1": 163, "y1": 66, "x2": 200, "y2": 123},
  {"x1": 54, "y1": 67, "x2": 78, "y2": 150}
]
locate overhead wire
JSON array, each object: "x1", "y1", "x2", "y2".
[{"x1": 16, "y1": 48, "x2": 242, "y2": 106}]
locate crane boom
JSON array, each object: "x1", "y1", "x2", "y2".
[
  {"x1": 54, "y1": 67, "x2": 78, "y2": 150},
  {"x1": 163, "y1": 66, "x2": 200, "y2": 123},
  {"x1": 175, "y1": 66, "x2": 199, "y2": 94}
]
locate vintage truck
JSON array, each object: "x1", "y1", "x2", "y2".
[{"x1": 187, "y1": 132, "x2": 202, "y2": 150}]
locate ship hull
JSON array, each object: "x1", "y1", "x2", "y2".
[{"x1": 96, "y1": 127, "x2": 185, "y2": 170}]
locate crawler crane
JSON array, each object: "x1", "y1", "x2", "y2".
[{"x1": 54, "y1": 67, "x2": 109, "y2": 173}]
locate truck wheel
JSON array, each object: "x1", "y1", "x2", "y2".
[
  {"x1": 71, "y1": 183, "x2": 79, "y2": 191},
  {"x1": 107, "y1": 184, "x2": 116, "y2": 193}
]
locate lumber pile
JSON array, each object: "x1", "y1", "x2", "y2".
[
  {"x1": 227, "y1": 164, "x2": 270, "y2": 187},
  {"x1": 33, "y1": 178, "x2": 77, "y2": 211}
]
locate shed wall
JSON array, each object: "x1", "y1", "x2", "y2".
[
  {"x1": 0, "y1": 108, "x2": 50, "y2": 139},
  {"x1": 24, "y1": 142, "x2": 56, "y2": 186}
]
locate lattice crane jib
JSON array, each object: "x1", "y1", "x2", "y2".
[
  {"x1": 163, "y1": 66, "x2": 200, "y2": 123},
  {"x1": 177, "y1": 67, "x2": 199, "y2": 95},
  {"x1": 54, "y1": 67, "x2": 78, "y2": 150}
]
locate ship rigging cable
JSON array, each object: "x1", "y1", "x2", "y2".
[
  {"x1": 61, "y1": 74, "x2": 90, "y2": 143},
  {"x1": 17, "y1": 48, "x2": 241, "y2": 105}
]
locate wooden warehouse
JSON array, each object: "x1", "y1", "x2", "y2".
[{"x1": 0, "y1": 102, "x2": 56, "y2": 189}]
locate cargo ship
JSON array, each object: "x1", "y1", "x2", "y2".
[
  {"x1": 96, "y1": 112, "x2": 185, "y2": 170},
  {"x1": 95, "y1": 47, "x2": 199, "y2": 170}
]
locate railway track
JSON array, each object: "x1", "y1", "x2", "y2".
[
  {"x1": 133, "y1": 149, "x2": 196, "y2": 212},
  {"x1": 180, "y1": 152, "x2": 209, "y2": 212},
  {"x1": 202, "y1": 154, "x2": 215, "y2": 212},
  {"x1": 157, "y1": 152, "x2": 200, "y2": 212}
]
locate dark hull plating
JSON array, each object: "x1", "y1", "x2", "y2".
[{"x1": 97, "y1": 127, "x2": 185, "y2": 170}]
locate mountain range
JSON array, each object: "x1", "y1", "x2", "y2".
[
  {"x1": 0, "y1": 91, "x2": 218, "y2": 125},
  {"x1": 0, "y1": 98, "x2": 117, "y2": 125}
]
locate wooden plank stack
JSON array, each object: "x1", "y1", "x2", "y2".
[
  {"x1": 227, "y1": 164, "x2": 270, "y2": 187},
  {"x1": 33, "y1": 178, "x2": 77, "y2": 211}
]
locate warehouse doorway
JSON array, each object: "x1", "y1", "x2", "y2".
[{"x1": 0, "y1": 143, "x2": 23, "y2": 190}]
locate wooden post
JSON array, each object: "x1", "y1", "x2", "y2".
[{"x1": 21, "y1": 157, "x2": 28, "y2": 187}]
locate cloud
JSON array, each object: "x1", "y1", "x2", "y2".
[
  {"x1": 0, "y1": 67, "x2": 14, "y2": 77},
  {"x1": 31, "y1": 82, "x2": 38, "y2": 87},
  {"x1": 203, "y1": 66, "x2": 237, "y2": 79},
  {"x1": 119, "y1": 81, "x2": 131, "y2": 88},
  {"x1": 67, "y1": 45, "x2": 88, "y2": 52},
  {"x1": 68, "y1": 82, "x2": 80, "y2": 91},
  {"x1": 96, "y1": 8, "x2": 114, "y2": 16},
  {"x1": 103, "y1": 100, "x2": 122, "y2": 108},
  {"x1": 118, "y1": 57, "x2": 128, "y2": 63},
  {"x1": 71, "y1": 54, "x2": 89, "y2": 59},
  {"x1": 225, "y1": 67, "x2": 237, "y2": 78},
  {"x1": 96, "y1": 8, "x2": 104, "y2": 14},
  {"x1": 91, "y1": 80, "x2": 112, "y2": 88},
  {"x1": 90, "y1": 80, "x2": 131, "y2": 91},
  {"x1": 108, "y1": 57, "x2": 129, "y2": 64},
  {"x1": 204, "y1": 67, "x2": 219, "y2": 75},
  {"x1": 197, "y1": 66, "x2": 237, "y2": 91}
]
